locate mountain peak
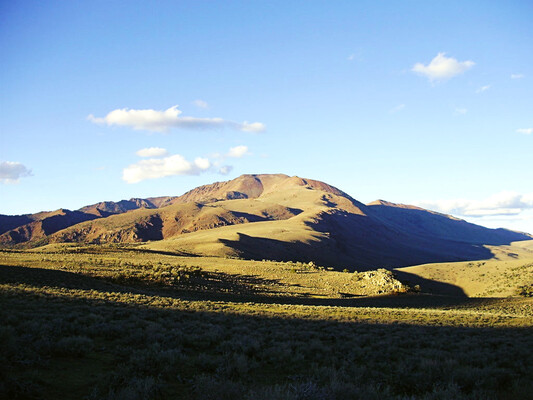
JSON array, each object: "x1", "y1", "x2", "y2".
[
  {"x1": 367, "y1": 200, "x2": 423, "y2": 210},
  {"x1": 171, "y1": 173, "x2": 352, "y2": 205}
]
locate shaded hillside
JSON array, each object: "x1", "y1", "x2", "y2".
[
  {"x1": 191, "y1": 207, "x2": 502, "y2": 269},
  {"x1": 0, "y1": 209, "x2": 98, "y2": 246},
  {"x1": 366, "y1": 200, "x2": 531, "y2": 245},
  {"x1": 0, "y1": 214, "x2": 34, "y2": 235}
]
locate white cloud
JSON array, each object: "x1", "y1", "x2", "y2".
[
  {"x1": 454, "y1": 107, "x2": 468, "y2": 115},
  {"x1": 517, "y1": 128, "x2": 532, "y2": 135},
  {"x1": 136, "y1": 147, "x2": 169, "y2": 157},
  {"x1": 417, "y1": 191, "x2": 533, "y2": 219},
  {"x1": 227, "y1": 145, "x2": 249, "y2": 158},
  {"x1": 88, "y1": 105, "x2": 265, "y2": 133},
  {"x1": 0, "y1": 161, "x2": 32, "y2": 184},
  {"x1": 412, "y1": 53, "x2": 474, "y2": 81},
  {"x1": 511, "y1": 74, "x2": 524, "y2": 79},
  {"x1": 123, "y1": 154, "x2": 212, "y2": 183},
  {"x1": 467, "y1": 210, "x2": 533, "y2": 233},
  {"x1": 476, "y1": 85, "x2": 491, "y2": 93},
  {"x1": 194, "y1": 157, "x2": 211, "y2": 170},
  {"x1": 390, "y1": 104, "x2": 406, "y2": 113},
  {"x1": 240, "y1": 121, "x2": 266, "y2": 132},
  {"x1": 124, "y1": 144, "x2": 252, "y2": 183},
  {"x1": 192, "y1": 99, "x2": 209, "y2": 109}
]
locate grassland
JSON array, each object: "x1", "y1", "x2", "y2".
[{"x1": 1, "y1": 244, "x2": 532, "y2": 399}]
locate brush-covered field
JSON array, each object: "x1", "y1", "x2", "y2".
[{"x1": 1, "y1": 244, "x2": 532, "y2": 400}]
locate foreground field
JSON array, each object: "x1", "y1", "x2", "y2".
[{"x1": 1, "y1": 246, "x2": 532, "y2": 399}]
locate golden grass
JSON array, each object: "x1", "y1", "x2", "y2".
[{"x1": 397, "y1": 240, "x2": 533, "y2": 297}]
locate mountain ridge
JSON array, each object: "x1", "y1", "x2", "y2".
[{"x1": 0, "y1": 174, "x2": 531, "y2": 268}]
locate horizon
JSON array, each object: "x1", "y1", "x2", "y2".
[
  {"x1": 1, "y1": 1, "x2": 532, "y2": 233},
  {"x1": 2, "y1": 172, "x2": 531, "y2": 235}
]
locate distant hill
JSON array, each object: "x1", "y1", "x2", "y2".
[
  {"x1": 0, "y1": 174, "x2": 531, "y2": 268},
  {"x1": 0, "y1": 209, "x2": 98, "y2": 245},
  {"x1": 79, "y1": 198, "x2": 157, "y2": 217}
]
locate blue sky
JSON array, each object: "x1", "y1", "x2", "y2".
[{"x1": 1, "y1": 1, "x2": 532, "y2": 233}]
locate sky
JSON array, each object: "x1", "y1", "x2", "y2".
[{"x1": 1, "y1": 1, "x2": 532, "y2": 233}]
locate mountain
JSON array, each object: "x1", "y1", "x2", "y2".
[
  {"x1": 0, "y1": 209, "x2": 98, "y2": 245},
  {"x1": 79, "y1": 198, "x2": 158, "y2": 217},
  {"x1": 0, "y1": 174, "x2": 531, "y2": 268}
]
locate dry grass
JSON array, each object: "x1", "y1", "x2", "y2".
[{"x1": 397, "y1": 240, "x2": 533, "y2": 297}]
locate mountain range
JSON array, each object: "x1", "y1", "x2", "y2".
[{"x1": 1, "y1": 174, "x2": 530, "y2": 269}]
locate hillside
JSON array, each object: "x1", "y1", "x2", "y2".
[
  {"x1": 0, "y1": 174, "x2": 531, "y2": 268},
  {"x1": 395, "y1": 239, "x2": 533, "y2": 297},
  {"x1": 0, "y1": 209, "x2": 98, "y2": 245}
]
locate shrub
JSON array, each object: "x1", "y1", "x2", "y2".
[
  {"x1": 54, "y1": 335, "x2": 94, "y2": 357},
  {"x1": 517, "y1": 283, "x2": 533, "y2": 297}
]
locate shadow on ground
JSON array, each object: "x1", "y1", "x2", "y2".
[
  {"x1": 219, "y1": 227, "x2": 497, "y2": 271},
  {"x1": 0, "y1": 264, "x2": 482, "y2": 309}
]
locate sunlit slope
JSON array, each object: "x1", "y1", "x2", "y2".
[
  {"x1": 396, "y1": 240, "x2": 533, "y2": 297},
  {"x1": 142, "y1": 177, "x2": 532, "y2": 269},
  {"x1": 142, "y1": 186, "x2": 336, "y2": 261},
  {"x1": 49, "y1": 197, "x2": 303, "y2": 244}
]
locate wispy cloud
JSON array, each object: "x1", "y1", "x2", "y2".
[
  {"x1": 88, "y1": 105, "x2": 265, "y2": 133},
  {"x1": 390, "y1": 104, "x2": 406, "y2": 113},
  {"x1": 517, "y1": 128, "x2": 532, "y2": 135},
  {"x1": 218, "y1": 165, "x2": 233, "y2": 175},
  {"x1": 347, "y1": 50, "x2": 362, "y2": 62},
  {"x1": 0, "y1": 161, "x2": 32, "y2": 184},
  {"x1": 476, "y1": 85, "x2": 491, "y2": 93},
  {"x1": 136, "y1": 147, "x2": 169, "y2": 157},
  {"x1": 417, "y1": 191, "x2": 533, "y2": 218},
  {"x1": 412, "y1": 53, "x2": 474, "y2": 81},
  {"x1": 192, "y1": 99, "x2": 209, "y2": 109},
  {"x1": 511, "y1": 74, "x2": 524, "y2": 79},
  {"x1": 454, "y1": 107, "x2": 468, "y2": 115}
]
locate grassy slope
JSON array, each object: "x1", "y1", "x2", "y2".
[
  {"x1": 396, "y1": 240, "x2": 533, "y2": 297},
  {"x1": 142, "y1": 186, "x2": 332, "y2": 258}
]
